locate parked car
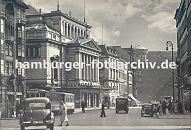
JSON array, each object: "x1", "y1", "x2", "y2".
[
  {"x1": 19, "y1": 97, "x2": 55, "y2": 130},
  {"x1": 115, "y1": 97, "x2": 129, "y2": 113},
  {"x1": 141, "y1": 103, "x2": 153, "y2": 117}
]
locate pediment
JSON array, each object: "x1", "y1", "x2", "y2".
[{"x1": 82, "y1": 39, "x2": 101, "y2": 52}]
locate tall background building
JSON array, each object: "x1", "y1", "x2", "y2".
[
  {"x1": 140, "y1": 51, "x2": 177, "y2": 103},
  {"x1": 123, "y1": 46, "x2": 148, "y2": 99},
  {"x1": 175, "y1": 0, "x2": 191, "y2": 112}
]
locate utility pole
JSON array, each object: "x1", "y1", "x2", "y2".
[
  {"x1": 166, "y1": 41, "x2": 175, "y2": 113},
  {"x1": 102, "y1": 17, "x2": 104, "y2": 45}
]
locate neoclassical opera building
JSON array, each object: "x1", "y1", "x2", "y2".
[{"x1": 25, "y1": 6, "x2": 110, "y2": 108}]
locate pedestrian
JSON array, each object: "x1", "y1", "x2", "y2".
[
  {"x1": 168, "y1": 100, "x2": 172, "y2": 114},
  {"x1": 161, "y1": 100, "x2": 167, "y2": 115},
  {"x1": 153, "y1": 104, "x2": 159, "y2": 119},
  {"x1": 177, "y1": 102, "x2": 182, "y2": 113},
  {"x1": 100, "y1": 101, "x2": 106, "y2": 117},
  {"x1": 174, "y1": 100, "x2": 178, "y2": 114},
  {"x1": 81, "y1": 99, "x2": 86, "y2": 113},
  {"x1": 158, "y1": 101, "x2": 163, "y2": 115},
  {"x1": 59, "y1": 101, "x2": 69, "y2": 126},
  {"x1": 16, "y1": 102, "x2": 19, "y2": 117}
]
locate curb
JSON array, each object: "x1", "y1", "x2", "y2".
[{"x1": 0, "y1": 117, "x2": 19, "y2": 120}]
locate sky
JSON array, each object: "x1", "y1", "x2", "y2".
[{"x1": 24, "y1": 0, "x2": 180, "y2": 51}]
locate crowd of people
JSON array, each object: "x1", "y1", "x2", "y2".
[{"x1": 152, "y1": 99, "x2": 183, "y2": 119}]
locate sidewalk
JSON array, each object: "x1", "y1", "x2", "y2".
[
  {"x1": 159, "y1": 113, "x2": 191, "y2": 119},
  {"x1": 74, "y1": 107, "x2": 115, "y2": 113}
]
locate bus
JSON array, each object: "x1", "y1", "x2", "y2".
[{"x1": 26, "y1": 90, "x2": 75, "y2": 114}]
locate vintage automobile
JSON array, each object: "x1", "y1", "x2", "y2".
[
  {"x1": 115, "y1": 97, "x2": 129, "y2": 113},
  {"x1": 141, "y1": 103, "x2": 154, "y2": 117},
  {"x1": 19, "y1": 97, "x2": 55, "y2": 130}
]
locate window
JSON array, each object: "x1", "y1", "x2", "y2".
[
  {"x1": 36, "y1": 32, "x2": 43, "y2": 37},
  {"x1": 17, "y1": 27, "x2": 22, "y2": 38},
  {"x1": 1, "y1": 32, "x2": 4, "y2": 40},
  {"x1": 28, "y1": 32, "x2": 34, "y2": 38},
  {"x1": 5, "y1": 43, "x2": 13, "y2": 56},
  {"x1": 5, "y1": 43, "x2": 9, "y2": 55},
  {"x1": 17, "y1": 44, "x2": 23, "y2": 57},
  {"x1": 9, "y1": 61, "x2": 13, "y2": 74},
  {"x1": 110, "y1": 69, "x2": 112, "y2": 79},
  {"x1": 5, "y1": 61, "x2": 9, "y2": 74},
  {"x1": 9, "y1": 44, "x2": 13, "y2": 56},
  {"x1": 26, "y1": 46, "x2": 41, "y2": 58}
]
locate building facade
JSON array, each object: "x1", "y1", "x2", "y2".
[
  {"x1": 175, "y1": 0, "x2": 191, "y2": 112},
  {"x1": 65, "y1": 38, "x2": 101, "y2": 108},
  {"x1": 0, "y1": 0, "x2": 28, "y2": 118},
  {"x1": 99, "y1": 45, "x2": 128, "y2": 107}
]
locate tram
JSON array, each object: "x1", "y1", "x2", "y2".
[{"x1": 26, "y1": 90, "x2": 75, "y2": 114}]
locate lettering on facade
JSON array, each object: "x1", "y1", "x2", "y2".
[{"x1": 67, "y1": 82, "x2": 95, "y2": 87}]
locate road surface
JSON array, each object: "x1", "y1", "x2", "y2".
[{"x1": 0, "y1": 107, "x2": 190, "y2": 130}]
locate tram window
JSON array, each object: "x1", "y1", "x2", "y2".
[{"x1": 31, "y1": 93, "x2": 35, "y2": 97}]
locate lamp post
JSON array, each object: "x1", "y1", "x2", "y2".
[{"x1": 166, "y1": 41, "x2": 175, "y2": 102}]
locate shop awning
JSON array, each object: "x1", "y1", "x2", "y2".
[{"x1": 128, "y1": 94, "x2": 141, "y2": 104}]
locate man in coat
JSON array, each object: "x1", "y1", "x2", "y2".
[
  {"x1": 100, "y1": 101, "x2": 106, "y2": 117},
  {"x1": 81, "y1": 99, "x2": 86, "y2": 113}
]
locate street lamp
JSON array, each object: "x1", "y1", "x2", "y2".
[{"x1": 166, "y1": 41, "x2": 175, "y2": 102}]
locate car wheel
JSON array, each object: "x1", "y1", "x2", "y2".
[
  {"x1": 49, "y1": 123, "x2": 54, "y2": 130},
  {"x1": 20, "y1": 125, "x2": 25, "y2": 130}
]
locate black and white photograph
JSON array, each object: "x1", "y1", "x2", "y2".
[{"x1": 0, "y1": 0, "x2": 191, "y2": 130}]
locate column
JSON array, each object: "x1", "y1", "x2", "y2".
[
  {"x1": 94, "y1": 58, "x2": 97, "y2": 82},
  {"x1": 79, "y1": 29, "x2": 81, "y2": 37},
  {"x1": 66, "y1": 23, "x2": 68, "y2": 37},
  {"x1": 83, "y1": 53, "x2": 86, "y2": 80},
  {"x1": 76, "y1": 27, "x2": 79, "y2": 38},
  {"x1": 88, "y1": 93, "x2": 91, "y2": 107},
  {"x1": 72, "y1": 26, "x2": 75, "y2": 39},
  {"x1": 70, "y1": 24, "x2": 72, "y2": 38},
  {"x1": 74, "y1": 26, "x2": 77, "y2": 38},
  {"x1": 63, "y1": 21, "x2": 65, "y2": 35},
  {"x1": 97, "y1": 58, "x2": 99, "y2": 82},
  {"x1": 87, "y1": 55, "x2": 89, "y2": 81},
  {"x1": 89, "y1": 56, "x2": 92, "y2": 81},
  {"x1": 91, "y1": 56, "x2": 93, "y2": 81}
]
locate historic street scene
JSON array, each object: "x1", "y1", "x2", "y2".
[{"x1": 0, "y1": 0, "x2": 190, "y2": 130}]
